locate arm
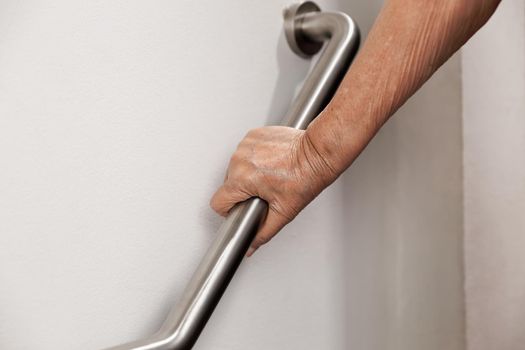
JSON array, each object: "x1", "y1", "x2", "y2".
[
  {"x1": 306, "y1": 0, "x2": 501, "y2": 176},
  {"x1": 211, "y1": 0, "x2": 501, "y2": 256}
]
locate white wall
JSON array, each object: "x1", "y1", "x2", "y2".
[
  {"x1": 0, "y1": 1, "x2": 353, "y2": 348},
  {"x1": 0, "y1": 1, "x2": 465, "y2": 349},
  {"x1": 462, "y1": 1, "x2": 525, "y2": 349}
]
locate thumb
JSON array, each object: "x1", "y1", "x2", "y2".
[{"x1": 247, "y1": 209, "x2": 291, "y2": 257}]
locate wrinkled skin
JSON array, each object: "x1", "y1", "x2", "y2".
[
  {"x1": 210, "y1": 126, "x2": 336, "y2": 256},
  {"x1": 211, "y1": 0, "x2": 501, "y2": 256}
]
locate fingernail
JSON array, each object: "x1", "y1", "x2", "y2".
[{"x1": 247, "y1": 247, "x2": 256, "y2": 257}]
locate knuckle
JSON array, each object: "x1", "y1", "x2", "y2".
[
  {"x1": 245, "y1": 127, "x2": 265, "y2": 140},
  {"x1": 253, "y1": 235, "x2": 271, "y2": 247},
  {"x1": 209, "y1": 194, "x2": 221, "y2": 211},
  {"x1": 271, "y1": 202, "x2": 297, "y2": 222},
  {"x1": 230, "y1": 151, "x2": 242, "y2": 163},
  {"x1": 243, "y1": 130, "x2": 254, "y2": 140},
  {"x1": 245, "y1": 128, "x2": 258, "y2": 137}
]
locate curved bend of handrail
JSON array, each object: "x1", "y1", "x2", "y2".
[
  {"x1": 282, "y1": 8, "x2": 360, "y2": 129},
  {"x1": 103, "y1": 3, "x2": 359, "y2": 350}
]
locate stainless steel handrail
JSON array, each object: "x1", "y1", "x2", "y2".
[{"x1": 104, "y1": 2, "x2": 359, "y2": 349}]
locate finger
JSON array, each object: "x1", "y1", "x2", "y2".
[
  {"x1": 210, "y1": 184, "x2": 251, "y2": 217},
  {"x1": 247, "y1": 210, "x2": 290, "y2": 257}
]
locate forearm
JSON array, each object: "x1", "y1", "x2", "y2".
[
  {"x1": 306, "y1": 0, "x2": 500, "y2": 175},
  {"x1": 210, "y1": 0, "x2": 502, "y2": 254}
]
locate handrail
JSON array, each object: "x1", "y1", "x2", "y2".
[{"x1": 104, "y1": 2, "x2": 359, "y2": 349}]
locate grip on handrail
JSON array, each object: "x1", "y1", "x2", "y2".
[{"x1": 104, "y1": 2, "x2": 359, "y2": 349}]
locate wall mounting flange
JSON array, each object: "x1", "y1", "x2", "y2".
[{"x1": 283, "y1": 1, "x2": 323, "y2": 58}]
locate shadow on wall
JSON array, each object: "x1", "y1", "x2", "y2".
[
  {"x1": 333, "y1": 2, "x2": 399, "y2": 349},
  {"x1": 332, "y1": 1, "x2": 465, "y2": 350},
  {"x1": 263, "y1": 2, "x2": 398, "y2": 348}
]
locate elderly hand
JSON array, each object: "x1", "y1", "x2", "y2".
[{"x1": 210, "y1": 126, "x2": 337, "y2": 256}]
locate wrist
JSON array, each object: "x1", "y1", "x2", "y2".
[
  {"x1": 304, "y1": 103, "x2": 374, "y2": 177},
  {"x1": 299, "y1": 124, "x2": 341, "y2": 187},
  {"x1": 303, "y1": 109, "x2": 350, "y2": 176}
]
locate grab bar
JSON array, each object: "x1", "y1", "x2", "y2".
[{"x1": 104, "y1": 2, "x2": 359, "y2": 349}]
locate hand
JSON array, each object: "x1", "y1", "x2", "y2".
[{"x1": 210, "y1": 126, "x2": 337, "y2": 256}]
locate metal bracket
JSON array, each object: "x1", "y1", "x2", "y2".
[{"x1": 283, "y1": 1, "x2": 323, "y2": 57}]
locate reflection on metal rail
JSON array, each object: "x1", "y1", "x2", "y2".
[{"x1": 104, "y1": 2, "x2": 359, "y2": 349}]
